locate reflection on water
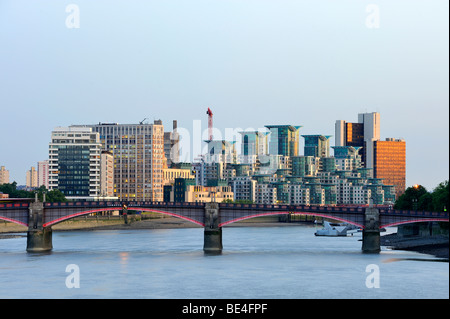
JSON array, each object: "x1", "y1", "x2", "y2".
[{"x1": 0, "y1": 226, "x2": 448, "y2": 299}]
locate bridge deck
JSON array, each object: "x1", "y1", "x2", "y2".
[{"x1": 0, "y1": 201, "x2": 448, "y2": 228}]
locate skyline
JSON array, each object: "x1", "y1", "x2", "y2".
[{"x1": 0, "y1": 0, "x2": 448, "y2": 191}]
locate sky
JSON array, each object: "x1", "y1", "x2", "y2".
[{"x1": 0, "y1": 0, "x2": 448, "y2": 191}]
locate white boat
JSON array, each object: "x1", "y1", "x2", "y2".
[{"x1": 314, "y1": 221, "x2": 360, "y2": 236}]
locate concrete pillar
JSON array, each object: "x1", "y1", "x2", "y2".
[
  {"x1": 26, "y1": 201, "x2": 53, "y2": 252},
  {"x1": 203, "y1": 202, "x2": 222, "y2": 253},
  {"x1": 362, "y1": 207, "x2": 380, "y2": 253}
]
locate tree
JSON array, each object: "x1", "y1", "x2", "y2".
[
  {"x1": 35, "y1": 186, "x2": 67, "y2": 202},
  {"x1": 0, "y1": 183, "x2": 66, "y2": 202},
  {"x1": 394, "y1": 181, "x2": 449, "y2": 212},
  {"x1": 394, "y1": 184, "x2": 428, "y2": 210},
  {"x1": 431, "y1": 180, "x2": 449, "y2": 212},
  {"x1": 0, "y1": 182, "x2": 33, "y2": 199}
]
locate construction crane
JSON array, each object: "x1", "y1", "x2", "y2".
[{"x1": 206, "y1": 108, "x2": 213, "y2": 141}]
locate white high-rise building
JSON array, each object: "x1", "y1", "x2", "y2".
[
  {"x1": 48, "y1": 127, "x2": 102, "y2": 199},
  {"x1": 358, "y1": 112, "x2": 380, "y2": 169},
  {"x1": 334, "y1": 112, "x2": 380, "y2": 168}
]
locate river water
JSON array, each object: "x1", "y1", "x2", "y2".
[{"x1": 0, "y1": 225, "x2": 448, "y2": 299}]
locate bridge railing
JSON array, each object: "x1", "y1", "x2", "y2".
[{"x1": 0, "y1": 202, "x2": 30, "y2": 209}]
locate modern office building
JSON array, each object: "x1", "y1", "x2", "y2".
[
  {"x1": 48, "y1": 127, "x2": 102, "y2": 199},
  {"x1": 0, "y1": 166, "x2": 9, "y2": 185},
  {"x1": 265, "y1": 125, "x2": 301, "y2": 157},
  {"x1": 302, "y1": 135, "x2": 332, "y2": 158},
  {"x1": 335, "y1": 112, "x2": 380, "y2": 168},
  {"x1": 37, "y1": 160, "x2": 49, "y2": 188},
  {"x1": 26, "y1": 166, "x2": 38, "y2": 188},
  {"x1": 373, "y1": 138, "x2": 406, "y2": 198},
  {"x1": 335, "y1": 121, "x2": 364, "y2": 147},
  {"x1": 78, "y1": 121, "x2": 166, "y2": 202}
]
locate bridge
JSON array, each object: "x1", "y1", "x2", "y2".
[{"x1": 0, "y1": 199, "x2": 448, "y2": 254}]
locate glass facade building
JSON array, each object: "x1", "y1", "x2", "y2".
[
  {"x1": 49, "y1": 127, "x2": 101, "y2": 198},
  {"x1": 373, "y1": 138, "x2": 406, "y2": 199},
  {"x1": 265, "y1": 125, "x2": 301, "y2": 157},
  {"x1": 302, "y1": 135, "x2": 332, "y2": 158}
]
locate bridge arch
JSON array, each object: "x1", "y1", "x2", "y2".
[
  {"x1": 131, "y1": 208, "x2": 205, "y2": 227},
  {"x1": 381, "y1": 218, "x2": 449, "y2": 229},
  {"x1": 0, "y1": 216, "x2": 28, "y2": 227},
  {"x1": 42, "y1": 207, "x2": 205, "y2": 228},
  {"x1": 219, "y1": 211, "x2": 365, "y2": 228}
]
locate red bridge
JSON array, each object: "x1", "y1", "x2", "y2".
[{"x1": 1, "y1": 199, "x2": 448, "y2": 254}]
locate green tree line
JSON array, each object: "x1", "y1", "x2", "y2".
[
  {"x1": 394, "y1": 180, "x2": 449, "y2": 212},
  {"x1": 0, "y1": 182, "x2": 66, "y2": 202}
]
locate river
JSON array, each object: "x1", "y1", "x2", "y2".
[{"x1": 0, "y1": 225, "x2": 448, "y2": 299}]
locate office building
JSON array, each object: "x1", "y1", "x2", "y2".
[
  {"x1": 79, "y1": 121, "x2": 165, "y2": 202},
  {"x1": 48, "y1": 127, "x2": 102, "y2": 198},
  {"x1": 373, "y1": 138, "x2": 406, "y2": 198},
  {"x1": 335, "y1": 112, "x2": 380, "y2": 168}
]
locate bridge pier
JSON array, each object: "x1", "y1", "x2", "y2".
[
  {"x1": 203, "y1": 202, "x2": 222, "y2": 254},
  {"x1": 362, "y1": 206, "x2": 380, "y2": 254},
  {"x1": 26, "y1": 201, "x2": 53, "y2": 252}
]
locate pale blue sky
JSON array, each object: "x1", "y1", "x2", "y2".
[{"x1": 0, "y1": 0, "x2": 448, "y2": 190}]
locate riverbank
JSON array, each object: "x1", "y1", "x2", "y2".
[{"x1": 381, "y1": 233, "x2": 449, "y2": 260}]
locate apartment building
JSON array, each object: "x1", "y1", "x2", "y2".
[
  {"x1": 26, "y1": 166, "x2": 38, "y2": 188},
  {"x1": 0, "y1": 166, "x2": 9, "y2": 185},
  {"x1": 37, "y1": 160, "x2": 49, "y2": 188}
]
